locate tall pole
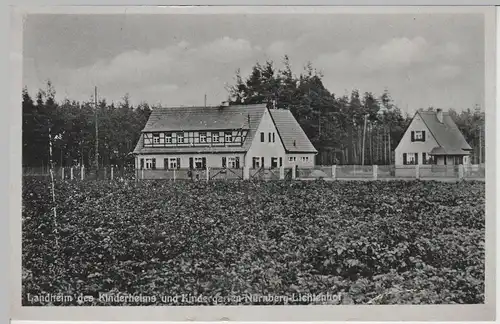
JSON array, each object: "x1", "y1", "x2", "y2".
[
  {"x1": 204, "y1": 94, "x2": 207, "y2": 107},
  {"x1": 94, "y1": 86, "x2": 99, "y2": 173},
  {"x1": 361, "y1": 114, "x2": 368, "y2": 166},
  {"x1": 48, "y1": 127, "x2": 59, "y2": 248}
]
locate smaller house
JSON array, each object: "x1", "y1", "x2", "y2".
[{"x1": 395, "y1": 108, "x2": 472, "y2": 167}]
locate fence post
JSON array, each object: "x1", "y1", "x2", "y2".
[
  {"x1": 373, "y1": 165, "x2": 378, "y2": 180},
  {"x1": 104, "y1": 167, "x2": 107, "y2": 180},
  {"x1": 415, "y1": 164, "x2": 420, "y2": 179},
  {"x1": 61, "y1": 167, "x2": 65, "y2": 180},
  {"x1": 332, "y1": 165, "x2": 336, "y2": 180},
  {"x1": 279, "y1": 166, "x2": 285, "y2": 180},
  {"x1": 292, "y1": 166, "x2": 297, "y2": 179},
  {"x1": 243, "y1": 166, "x2": 250, "y2": 180},
  {"x1": 206, "y1": 166, "x2": 210, "y2": 181},
  {"x1": 81, "y1": 166, "x2": 85, "y2": 180},
  {"x1": 458, "y1": 164, "x2": 464, "y2": 180},
  {"x1": 173, "y1": 169, "x2": 177, "y2": 181},
  {"x1": 111, "y1": 166, "x2": 114, "y2": 180},
  {"x1": 70, "y1": 167, "x2": 74, "y2": 180},
  {"x1": 141, "y1": 168, "x2": 144, "y2": 180}
]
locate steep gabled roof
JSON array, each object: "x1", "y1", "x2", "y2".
[
  {"x1": 133, "y1": 104, "x2": 317, "y2": 155},
  {"x1": 142, "y1": 104, "x2": 266, "y2": 132},
  {"x1": 418, "y1": 110, "x2": 472, "y2": 155},
  {"x1": 134, "y1": 104, "x2": 267, "y2": 154},
  {"x1": 269, "y1": 109, "x2": 317, "y2": 154}
]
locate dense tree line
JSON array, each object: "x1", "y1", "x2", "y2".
[
  {"x1": 22, "y1": 57, "x2": 485, "y2": 169},
  {"x1": 22, "y1": 82, "x2": 152, "y2": 169},
  {"x1": 227, "y1": 56, "x2": 485, "y2": 165}
]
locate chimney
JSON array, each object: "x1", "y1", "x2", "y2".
[{"x1": 436, "y1": 108, "x2": 443, "y2": 123}]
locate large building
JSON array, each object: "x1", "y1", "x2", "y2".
[
  {"x1": 132, "y1": 103, "x2": 317, "y2": 174},
  {"x1": 395, "y1": 108, "x2": 472, "y2": 166}
]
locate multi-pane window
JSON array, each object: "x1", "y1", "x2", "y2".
[
  {"x1": 411, "y1": 130, "x2": 426, "y2": 142},
  {"x1": 301, "y1": 156, "x2": 309, "y2": 162},
  {"x1": 288, "y1": 156, "x2": 297, "y2": 162},
  {"x1": 195, "y1": 157, "x2": 204, "y2": 169},
  {"x1": 153, "y1": 133, "x2": 160, "y2": 144},
  {"x1": 252, "y1": 157, "x2": 261, "y2": 169},
  {"x1": 403, "y1": 153, "x2": 418, "y2": 165},
  {"x1": 200, "y1": 132, "x2": 207, "y2": 143},
  {"x1": 165, "y1": 133, "x2": 172, "y2": 143},
  {"x1": 271, "y1": 157, "x2": 278, "y2": 168},
  {"x1": 213, "y1": 133, "x2": 219, "y2": 143},
  {"x1": 145, "y1": 158, "x2": 156, "y2": 169},
  {"x1": 177, "y1": 133, "x2": 184, "y2": 143},
  {"x1": 169, "y1": 158, "x2": 178, "y2": 169},
  {"x1": 228, "y1": 157, "x2": 239, "y2": 168},
  {"x1": 225, "y1": 132, "x2": 232, "y2": 143}
]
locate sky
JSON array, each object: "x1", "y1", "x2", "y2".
[{"x1": 22, "y1": 13, "x2": 485, "y2": 114}]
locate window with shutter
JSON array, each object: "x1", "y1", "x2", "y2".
[
  {"x1": 202, "y1": 157, "x2": 207, "y2": 169},
  {"x1": 260, "y1": 132, "x2": 265, "y2": 142},
  {"x1": 411, "y1": 131, "x2": 415, "y2": 142},
  {"x1": 415, "y1": 153, "x2": 418, "y2": 165},
  {"x1": 235, "y1": 157, "x2": 240, "y2": 169},
  {"x1": 222, "y1": 157, "x2": 227, "y2": 168},
  {"x1": 176, "y1": 158, "x2": 181, "y2": 169},
  {"x1": 261, "y1": 157, "x2": 265, "y2": 168},
  {"x1": 422, "y1": 153, "x2": 427, "y2": 165},
  {"x1": 422, "y1": 131, "x2": 426, "y2": 142},
  {"x1": 403, "y1": 153, "x2": 407, "y2": 165},
  {"x1": 189, "y1": 157, "x2": 194, "y2": 169}
]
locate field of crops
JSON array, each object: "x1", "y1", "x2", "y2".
[{"x1": 22, "y1": 177, "x2": 485, "y2": 305}]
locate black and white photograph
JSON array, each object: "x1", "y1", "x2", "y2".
[{"x1": 12, "y1": 4, "x2": 495, "y2": 322}]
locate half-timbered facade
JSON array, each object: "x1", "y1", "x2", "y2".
[{"x1": 132, "y1": 103, "x2": 317, "y2": 173}]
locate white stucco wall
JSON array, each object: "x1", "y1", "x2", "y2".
[
  {"x1": 285, "y1": 153, "x2": 316, "y2": 168},
  {"x1": 395, "y1": 113, "x2": 439, "y2": 166},
  {"x1": 135, "y1": 153, "x2": 245, "y2": 169},
  {"x1": 245, "y1": 109, "x2": 286, "y2": 168}
]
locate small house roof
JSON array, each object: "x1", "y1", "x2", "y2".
[{"x1": 418, "y1": 110, "x2": 472, "y2": 155}]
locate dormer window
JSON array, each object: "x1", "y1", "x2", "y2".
[
  {"x1": 225, "y1": 131, "x2": 232, "y2": 143},
  {"x1": 165, "y1": 133, "x2": 172, "y2": 143},
  {"x1": 200, "y1": 132, "x2": 207, "y2": 143},
  {"x1": 212, "y1": 133, "x2": 219, "y2": 142},
  {"x1": 177, "y1": 133, "x2": 184, "y2": 143}
]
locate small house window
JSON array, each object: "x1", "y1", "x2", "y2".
[
  {"x1": 200, "y1": 132, "x2": 207, "y2": 143},
  {"x1": 152, "y1": 133, "x2": 160, "y2": 144},
  {"x1": 213, "y1": 133, "x2": 219, "y2": 143},
  {"x1": 225, "y1": 132, "x2": 232, "y2": 143},
  {"x1": 403, "y1": 153, "x2": 418, "y2": 165},
  {"x1": 177, "y1": 133, "x2": 184, "y2": 143},
  {"x1": 260, "y1": 132, "x2": 265, "y2": 142},
  {"x1": 288, "y1": 156, "x2": 296, "y2": 162},
  {"x1": 301, "y1": 156, "x2": 309, "y2": 162},
  {"x1": 271, "y1": 157, "x2": 278, "y2": 169},
  {"x1": 411, "y1": 130, "x2": 426, "y2": 142},
  {"x1": 165, "y1": 133, "x2": 172, "y2": 143}
]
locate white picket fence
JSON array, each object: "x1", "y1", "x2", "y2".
[{"x1": 23, "y1": 164, "x2": 485, "y2": 181}]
